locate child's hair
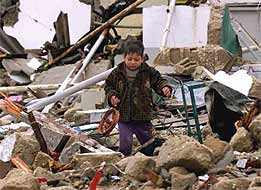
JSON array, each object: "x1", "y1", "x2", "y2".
[{"x1": 124, "y1": 39, "x2": 144, "y2": 57}]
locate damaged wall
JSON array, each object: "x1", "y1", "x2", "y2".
[{"x1": 3, "y1": 0, "x2": 91, "y2": 49}]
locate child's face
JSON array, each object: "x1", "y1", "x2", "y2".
[{"x1": 124, "y1": 53, "x2": 144, "y2": 71}]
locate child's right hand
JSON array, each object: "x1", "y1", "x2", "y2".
[{"x1": 110, "y1": 95, "x2": 120, "y2": 107}]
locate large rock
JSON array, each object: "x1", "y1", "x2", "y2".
[
  {"x1": 248, "y1": 177, "x2": 261, "y2": 190},
  {"x1": 230, "y1": 128, "x2": 254, "y2": 152},
  {"x1": 157, "y1": 135, "x2": 213, "y2": 173},
  {"x1": 32, "y1": 151, "x2": 53, "y2": 169},
  {"x1": 204, "y1": 136, "x2": 231, "y2": 163},
  {"x1": 12, "y1": 132, "x2": 40, "y2": 165},
  {"x1": 248, "y1": 113, "x2": 261, "y2": 147},
  {"x1": 210, "y1": 178, "x2": 252, "y2": 190},
  {"x1": 125, "y1": 154, "x2": 156, "y2": 182},
  {"x1": 169, "y1": 167, "x2": 197, "y2": 190},
  {"x1": 0, "y1": 168, "x2": 40, "y2": 190}
]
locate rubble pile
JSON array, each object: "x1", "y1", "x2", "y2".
[{"x1": 0, "y1": 0, "x2": 260, "y2": 190}]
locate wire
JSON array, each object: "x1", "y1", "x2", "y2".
[{"x1": 19, "y1": 9, "x2": 53, "y2": 32}]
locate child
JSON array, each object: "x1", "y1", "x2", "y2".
[{"x1": 104, "y1": 39, "x2": 172, "y2": 156}]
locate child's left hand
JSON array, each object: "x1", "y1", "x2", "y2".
[{"x1": 162, "y1": 86, "x2": 171, "y2": 97}]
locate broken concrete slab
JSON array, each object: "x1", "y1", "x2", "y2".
[
  {"x1": 169, "y1": 167, "x2": 197, "y2": 190},
  {"x1": 125, "y1": 154, "x2": 156, "y2": 182},
  {"x1": 230, "y1": 127, "x2": 254, "y2": 153},
  {"x1": 32, "y1": 64, "x2": 76, "y2": 87},
  {"x1": 157, "y1": 135, "x2": 213, "y2": 173},
  {"x1": 0, "y1": 168, "x2": 40, "y2": 190},
  {"x1": 2, "y1": 58, "x2": 42, "y2": 77},
  {"x1": 74, "y1": 152, "x2": 123, "y2": 167}
]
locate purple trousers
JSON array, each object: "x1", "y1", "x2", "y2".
[{"x1": 118, "y1": 121, "x2": 152, "y2": 156}]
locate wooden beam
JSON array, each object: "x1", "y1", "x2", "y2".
[{"x1": 48, "y1": 0, "x2": 146, "y2": 66}]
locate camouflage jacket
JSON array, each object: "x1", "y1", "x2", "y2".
[{"x1": 104, "y1": 62, "x2": 170, "y2": 122}]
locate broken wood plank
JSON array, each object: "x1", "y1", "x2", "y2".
[{"x1": 48, "y1": 0, "x2": 146, "y2": 66}]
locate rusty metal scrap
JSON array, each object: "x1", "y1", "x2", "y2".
[
  {"x1": 0, "y1": 92, "x2": 24, "y2": 118},
  {"x1": 236, "y1": 99, "x2": 261, "y2": 130},
  {"x1": 48, "y1": 160, "x2": 75, "y2": 173},
  {"x1": 11, "y1": 155, "x2": 33, "y2": 174},
  {"x1": 28, "y1": 112, "x2": 49, "y2": 154}
]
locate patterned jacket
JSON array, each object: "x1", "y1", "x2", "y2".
[{"x1": 104, "y1": 62, "x2": 171, "y2": 122}]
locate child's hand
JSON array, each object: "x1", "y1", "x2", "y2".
[
  {"x1": 110, "y1": 95, "x2": 120, "y2": 107},
  {"x1": 162, "y1": 86, "x2": 171, "y2": 97}
]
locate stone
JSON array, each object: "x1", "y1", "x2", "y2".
[
  {"x1": 32, "y1": 151, "x2": 53, "y2": 169},
  {"x1": 210, "y1": 178, "x2": 252, "y2": 190},
  {"x1": 230, "y1": 128, "x2": 254, "y2": 152},
  {"x1": 74, "y1": 152, "x2": 123, "y2": 167},
  {"x1": 248, "y1": 177, "x2": 261, "y2": 190},
  {"x1": 169, "y1": 167, "x2": 197, "y2": 190},
  {"x1": 157, "y1": 135, "x2": 213, "y2": 173},
  {"x1": 0, "y1": 168, "x2": 40, "y2": 190},
  {"x1": 12, "y1": 132, "x2": 40, "y2": 165},
  {"x1": 125, "y1": 154, "x2": 156, "y2": 182},
  {"x1": 204, "y1": 136, "x2": 231, "y2": 163},
  {"x1": 248, "y1": 113, "x2": 261, "y2": 147}
]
